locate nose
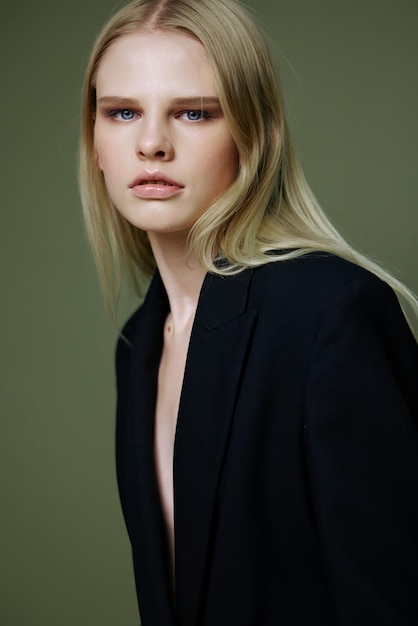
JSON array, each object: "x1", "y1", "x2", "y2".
[{"x1": 136, "y1": 117, "x2": 174, "y2": 161}]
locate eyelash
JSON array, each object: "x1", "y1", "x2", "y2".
[{"x1": 104, "y1": 108, "x2": 214, "y2": 122}]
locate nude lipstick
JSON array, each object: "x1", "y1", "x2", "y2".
[{"x1": 129, "y1": 171, "x2": 184, "y2": 199}]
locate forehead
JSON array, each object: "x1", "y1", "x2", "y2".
[{"x1": 96, "y1": 30, "x2": 217, "y2": 97}]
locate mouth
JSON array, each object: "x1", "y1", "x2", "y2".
[
  {"x1": 139, "y1": 180, "x2": 174, "y2": 186},
  {"x1": 129, "y1": 172, "x2": 184, "y2": 189},
  {"x1": 129, "y1": 172, "x2": 184, "y2": 199}
]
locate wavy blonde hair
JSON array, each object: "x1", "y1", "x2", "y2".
[{"x1": 79, "y1": 0, "x2": 418, "y2": 322}]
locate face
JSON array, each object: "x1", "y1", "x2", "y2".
[{"x1": 94, "y1": 30, "x2": 238, "y2": 239}]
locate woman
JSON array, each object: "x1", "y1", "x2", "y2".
[{"x1": 79, "y1": 0, "x2": 418, "y2": 624}]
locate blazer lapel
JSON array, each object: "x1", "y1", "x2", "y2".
[
  {"x1": 126, "y1": 273, "x2": 176, "y2": 625},
  {"x1": 174, "y1": 269, "x2": 257, "y2": 626}
]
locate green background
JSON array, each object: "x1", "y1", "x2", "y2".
[{"x1": 1, "y1": 1, "x2": 417, "y2": 624}]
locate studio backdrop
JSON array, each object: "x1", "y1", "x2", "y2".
[{"x1": 1, "y1": 1, "x2": 417, "y2": 624}]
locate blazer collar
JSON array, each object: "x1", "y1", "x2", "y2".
[{"x1": 138, "y1": 262, "x2": 253, "y2": 326}]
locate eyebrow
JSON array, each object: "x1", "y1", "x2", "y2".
[
  {"x1": 96, "y1": 96, "x2": 221, "y2": 107},
  {"x1": 172, "y1": 97, "x2": 220, "y2": 107}
]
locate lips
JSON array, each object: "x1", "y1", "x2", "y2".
[
  {"x1": 129, "y1": 171, "x2": 184, "y2": 199},
  {"x1": 129, "y1": 171, "x2": 183, "y2": 188},
  {"x1": 140, "y1": 180, "x2": 172, "y2": 185}
]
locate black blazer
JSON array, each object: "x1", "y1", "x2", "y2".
[{"x1": 115, "y1": 253, "x2": 418, "y2": 626}]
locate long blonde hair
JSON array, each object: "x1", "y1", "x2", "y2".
[{"x1": 79, "y1": 0, "x2": 418, "y2": 322}]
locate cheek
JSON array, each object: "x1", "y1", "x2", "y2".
[
  {"x1": 93, "y1": 125, "x2": 104, "y2": 170},
  {"x1": 228, "y1": 141, "x2": 239, "y2": 179},
  {"x1": 93, "y1": 123, "x2": 110, "y2": 171},
  {"x1": 94, "y1": 147, "x2": 103, "y2": 170},
  {"x1": 215, "y1": 137, "x2": 239, "y2": 186}
]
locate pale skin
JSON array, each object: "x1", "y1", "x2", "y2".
[{"x1": 93, "y1": 29, "x2": 238, "y2": 578}]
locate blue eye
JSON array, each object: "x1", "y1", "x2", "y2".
[
  {"x1": 186, "y1": 110, "x2": 203, "y2": 121},
  {"x1": 119, "y1": 109, "x2": 135, "y2": 121},
  {"x1": 106, "y1": 109, "x2": 136, "y2": 121},
  {"x1": 182, "y1": 110, "x2": 213, "y2": 122}
]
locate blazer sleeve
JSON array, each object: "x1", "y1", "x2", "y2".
[{"x1": 304, "y1": 274, "x2": 418, "y2": 626}]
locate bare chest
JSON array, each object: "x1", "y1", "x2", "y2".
[{"x1": 154, "y1": 320, "x2": 192, "y2": 570}]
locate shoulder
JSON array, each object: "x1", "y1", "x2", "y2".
[
  {"x1": 250, "y1": 252, "x2": 400, "y2": 321},
  {"x1": 248, "y1": 253, "x2": 418, "y2": 360},
  {"x1": 252, "y1": 252, "x2": 385, "y2": 298}
]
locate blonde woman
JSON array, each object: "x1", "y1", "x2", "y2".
[{"x1": 79, "y1": 0, "x2": 418, "y2": 624}]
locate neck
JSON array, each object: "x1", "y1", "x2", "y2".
[{"x1": 148, "y1": 231, "x2": 207, "y2": 330}]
